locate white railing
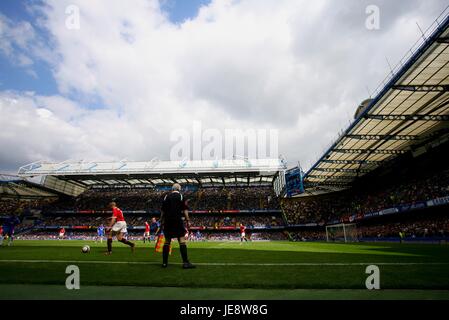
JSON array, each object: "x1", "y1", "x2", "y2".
[{"x1": 17, "y1": 158, "x2": 286, "y2": 177}]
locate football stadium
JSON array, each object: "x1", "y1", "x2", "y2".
[{"x1": 1, "y1": 1, "x2": 449, "y2": 303}]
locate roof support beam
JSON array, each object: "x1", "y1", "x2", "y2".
[
  {"x1": 67, "y1": 179, "x2": 89, "y2": 188},
  {"x1": 392, "y1": 85, "x2": 449, "y2": 92},
  {"x1": 305, "y1": 182, "x2": 350, "y2": 188},
  {"x1": 321, "y1": 159, "x2": 380, "y2": 165},
  {"x1": 307, "y1": 175, "x2": 354, "y2": 180},
  {"x1": 365, "y1": 114, "x2": 449, "y2": 121},
  {"x1": 313, "y1": 168, "x2": 371, "y2": 174},
  {"x1": 436, "y1": 37, "x2": 449, "y2": 44},
  {"x1": 333, "y1": 149, "x2": 407, "y2": 155},
  {"x1": 346, "y1": 134, "x2": 418, "y2": 140}
]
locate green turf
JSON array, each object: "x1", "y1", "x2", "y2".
[
  {"x1": 1, "y1": 240, "x2": 449, "y2": 299},
  {"x1": 1, "y1": 284, "x2": 449, "y2": 300}
]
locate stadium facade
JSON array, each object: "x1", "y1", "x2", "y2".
[{"x1": 17, "y1": 158, "x2": 287, "y2": 196}]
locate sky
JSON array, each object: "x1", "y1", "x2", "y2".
[{"x1": 0, "y1": 0, "x2": 448, "y2": 174}]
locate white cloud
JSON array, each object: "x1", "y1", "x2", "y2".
[
  {"x1": 0, "y1": 91, "x2": 163, "y2": 171},
  {"x1": 0, "y1": 13, "x2": 35, "y2": 66},
  {"x1": 0, "y1": 0, "x2": 448, "y2": 173}
]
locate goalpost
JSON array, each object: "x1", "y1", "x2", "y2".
[{"x1": 325, "y1": 223, "x2": 358, "y2": 243}]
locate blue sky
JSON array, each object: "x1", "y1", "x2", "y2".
[
  {"x1": 161, "y1": 0, "x2": 211, "y2": 24},
  {"x1": 0, "y1": 0, "x2": 211, "y2": 97},
  {"x1": 0, "y1": 1, "x2": 54, "y2": 94}
]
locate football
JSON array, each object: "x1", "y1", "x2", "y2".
[{"x1": 81, "y1": 245, "x2": 90, "y2": 253}]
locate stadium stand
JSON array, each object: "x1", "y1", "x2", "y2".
[
  {"x1": 283, "y1": 12, "x2": 449, "y2": 243},
  {"x1": 6, "y1": 183, "x2": 286, "y2": 240},
  {"x1": 42, "y1": 186, "x2": 278, "y2": 211},
  {"x1": 38, "y1": 214, "x2": 283, "y2": 229},
  {"x1": 283, "y1": 166, "x2": 449, "y2": 225},
  {"x1": 0, "y1": 175, "x2": 57, "y2": 218}
]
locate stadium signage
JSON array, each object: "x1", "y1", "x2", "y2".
[
  {"x1": 46, "y1": 209, "x2": 282, "y2": 215},
  {"x1": 39, "y1": 225, "x2": 284, "y2": 231},
  {"x1": 289, "y1": 223, "x2": 318, "y2": 227},
  {"x1": 427, "y1": 196, "x2": 449, "y2": 207},
  {"x1": 284, "y1": 166, "x2": 305, "y2": 197},
  {"x1": 252, "y1": 226, "x2": 283, "y2": 230},
  {"x1": 190, "y1": 209, "x2": 282, "y2": 214},
  {"x1": 46, "y1": 210, "x2": 156, "y2": 215},
  {"x1": 343, "y1": 197, "x2": 449, "y2": 225},
  {"x1": 91, "y1": 184, "x2": 154, "y2": 189},
  {"x1": 378, "y1": 207, "x2": 399, "y2": 216},
  {"x1": 400, "y1": 202, "x2": 426, "y2": 212},
  {"x1": 155, "y1": 185, "x2": 198, "y2": 191},
  {"x1": 40, "y1": 225, "x2": 95, "y2": 229}
]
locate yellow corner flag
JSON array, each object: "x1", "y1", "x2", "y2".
[{"x1": 155, "y1": 234, "x2": 172, "y2": 254}]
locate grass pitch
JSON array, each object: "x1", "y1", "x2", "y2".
[{"x1": 1, "y1": 240, "x2": 449, "y2": 299}]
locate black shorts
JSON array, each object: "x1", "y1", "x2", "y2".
[{"x1": 163, "y1": 219, "x2": 186, "y2": 239}]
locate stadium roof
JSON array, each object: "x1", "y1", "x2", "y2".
[
  {"x1": 304, "y1": 8, "x2": 449, "y2": 192},
  {"x1": 17, "y1": 158, "x2": 286, "y2": 192},
  {"x1": 0, "y1": 174, "x2": 57, "y2": 199}
]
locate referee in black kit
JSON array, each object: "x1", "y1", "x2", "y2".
[{"x1": 160, "y1": 183, "x2": 196, "y2": 269}]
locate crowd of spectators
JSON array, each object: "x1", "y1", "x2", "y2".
[
  {"x1": 195, "y1": 188, "x2": 229, "y2": 210},
  {"x1": 21, "y1": 215, "x2": 449, "y2": 241},
  {"x1": 40, "y1": 216, "x2": 107, "y2": 227},
  {"x1": 45, "y1": 189, "x2": 170, "y2": 211},
  {"x1": 43, "y1": 186, "x2": 280, "y2": 212},
  {"x1": 0, "y1": 198, "x2": 53, "y2": 216},
  {"x1": 289, "y1": 230, "x2": 327, "y2": 241},
  {"x1": 0, "y1": 199, "x2": 20, "y2": 214},
  {"x1": 358, "y1": 216, "x2": 449, "y2": 239},
  {"x1": 17, "y1": 231, "x2": 143, "y2": 241},
  {"x1": 226, "y1": 187, "x2": 279, "y2": 210},
  {"x1": 202, "y1": 231, "x2": 287, "y2": 241},
  {"x1": 37, "y1": 214, "x2": 284, "y2": 229},
  {"x1": 18, "y1": 230, "x2": 288, "y2": 241},
  {"x1": 288, "y1": 215, "x2": 449, "y2": 241},
  {"x1": 282, "y1": 169, "x2": 449, "y2": 225},
  {"x1": 190, "y1": 215, "x2": 283, "y2": 228}
]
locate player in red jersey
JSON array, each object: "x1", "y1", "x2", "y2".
[
  {"x1": 143, "y1": 221, "x2": 150, "y2": 243},
  {"x1": 0, "y1": 225, "x2": 3, "y2": 246},
  {"x1": 105, "y1": 202, "x2": 135, "y2": 255},
  {"x1": 59, "y1": 227, "x2": 66, "y2": 240},
  {"x1": 239, "y1": 223, "x2": 248, "y2": 242}
]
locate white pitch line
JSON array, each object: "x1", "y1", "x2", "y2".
[{"x1": 0, "y1": 260, "x2": 448, "y2": 266}]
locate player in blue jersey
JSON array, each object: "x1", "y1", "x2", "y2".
[
  {"x1": 96, "y1": 224, "x2": 105, "y2": 243},
  {"x1": 150, "y1": 217, "x2": 161, "y2": 242},
  {"x1": 2, "y1": 215, "x2": 21, "y2": 246}
]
